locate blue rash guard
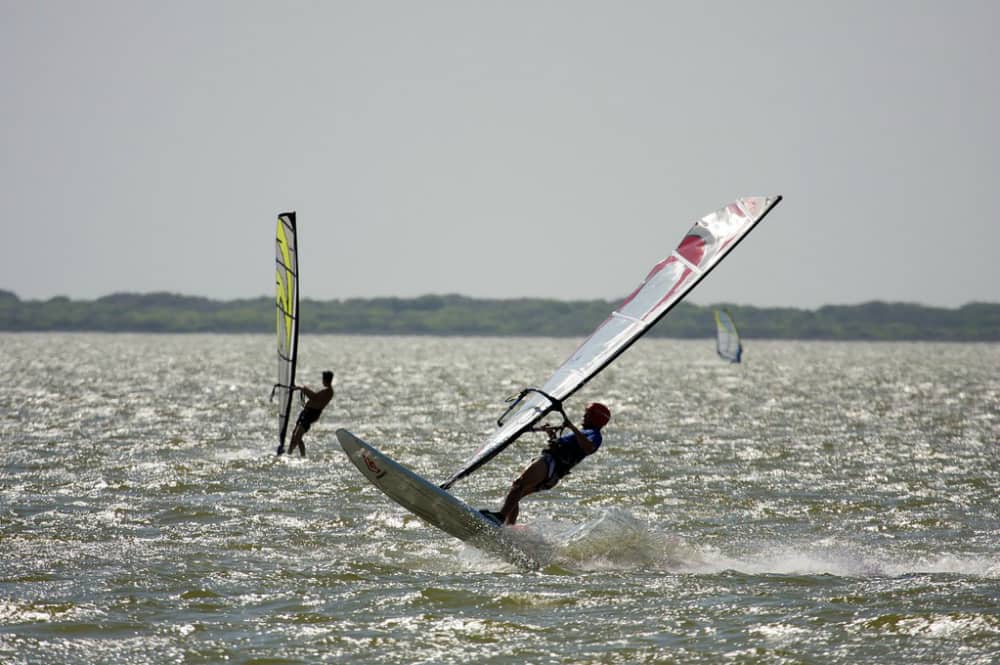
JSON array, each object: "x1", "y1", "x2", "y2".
[{"x1": 541, "y1": 428, "x2": 603, "y2": 485}]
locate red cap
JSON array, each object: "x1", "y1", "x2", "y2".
[{"x1": 585, "y1": 402, "x2": 611, "y2": 428}]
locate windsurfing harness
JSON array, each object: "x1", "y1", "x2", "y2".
[{"x1": 542, "y1": 428, "x2": 603, "y2": 478}]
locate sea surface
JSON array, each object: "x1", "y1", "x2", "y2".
[{"x1": 1, "y1": 333, "x2": 998, "y2": 664}]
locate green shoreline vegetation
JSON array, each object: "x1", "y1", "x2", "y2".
[{"x1": 0, "y1": 290, "x2": 997, "y2": 341}]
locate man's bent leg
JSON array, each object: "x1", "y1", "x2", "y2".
[
  {"x1": 288, "y1": 425, "x2": 305, "y2": 456},
  {"x1": 499, "y1": 458, "x2": 548, "y2": 525}
]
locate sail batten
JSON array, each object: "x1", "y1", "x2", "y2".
[
  {"x1": 613, "y1": 311, "x2": 645, "y2": 325},
  {"x1": 274, "y1": 211, "x2": 299, "y2": 453},
  {"x1": 440, "y1": 195, "x2": 782, "y2": 489},
  {"x1": 672, "y1": 250, "x2": 702, "y2": 274}
]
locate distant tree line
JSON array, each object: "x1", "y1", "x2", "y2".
[{"x1": 0, "y1": 290, "x2": 997, "y2": 341}]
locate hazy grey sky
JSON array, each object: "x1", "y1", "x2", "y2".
[{"x1": 2, "y1": 0, "x2": 997, "y2": 308}]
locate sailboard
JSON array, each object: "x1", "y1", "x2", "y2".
[
  {"x1": 336, "y1": 428, "x2": 543, "y2": 568},
  {"x1": 714, "y1": 308, "x2": 742, "y2": 363},
  {"x1": 272, "y1": 211, "x2": 299, "y2": 455},
  {"x1": 441, "y1": 195, "x2": 782, "y2": 489}
]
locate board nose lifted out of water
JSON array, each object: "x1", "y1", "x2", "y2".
[
  {"x1": 336, "y1": 429, "x2": 544, "y2": 568},
  {"x1": 336, "y1": 196, "x2": 783, "y2": 565}
]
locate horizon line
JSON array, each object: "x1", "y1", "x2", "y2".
[{"x1": 1, "y1": 288, "x2": 995, "y2": 311}]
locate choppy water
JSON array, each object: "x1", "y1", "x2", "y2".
[{"x1": 1, "y1": 333, "x2": 998, "y2": 664}]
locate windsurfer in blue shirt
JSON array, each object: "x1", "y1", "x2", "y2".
[
  {"x1": 285, "y1": 370, "x2": 334, "y2": 457},
  {"x1": 484, "y1": 402, "x2": 611, "y2": 526}
]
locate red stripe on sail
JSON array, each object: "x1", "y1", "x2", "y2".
[{"x1": 676, "y1": 234, "x2": 707, "y2": 266}]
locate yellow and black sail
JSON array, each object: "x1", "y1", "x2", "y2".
[{"x1": 274, "y1": 211, "x2": 299, "y2": 454}]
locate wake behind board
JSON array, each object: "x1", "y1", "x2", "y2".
[{"x1": 336, "y1": 428, "x2": 540, "y2": 568}]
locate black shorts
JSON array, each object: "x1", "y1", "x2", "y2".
[
  {"x1": 536, "y1": 453, "x2": 562, "y2": 491},
  {"x1": 296, "y1": 408, "x2": 322, "y2": 432}
]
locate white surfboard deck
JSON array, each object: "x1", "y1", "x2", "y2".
[{"x1": 336, "y1": 428, "x2": 540, "y2": 568}]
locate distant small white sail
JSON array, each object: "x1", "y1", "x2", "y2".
[
  {"x1": 714, "y1": 308, "x2": 742, "y2": 363},
  {"x1": 441, "y1": 195, "x2": 782, "y2": 488},
  {"x1": 273, "y1": 211, "x2": 299, "y2": 454}
]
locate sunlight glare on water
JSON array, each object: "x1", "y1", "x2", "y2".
[{"x1": 1, "y1": 333, "x2": 998, "y2": 664}]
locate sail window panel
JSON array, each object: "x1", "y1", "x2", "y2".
[
  {"x1": 551, "y1": 316, "x2": 639, "y2": 385},
  {"x1": 616, "y1": 257, "x2": 692, "y2": 323},
  {"x1": 484, "y1": 316, "x2": 639, "y2": 444}
]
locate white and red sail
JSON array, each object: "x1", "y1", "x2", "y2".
[{"x1": 441, "y1": 195, "x2": 782, "y2": 488}]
